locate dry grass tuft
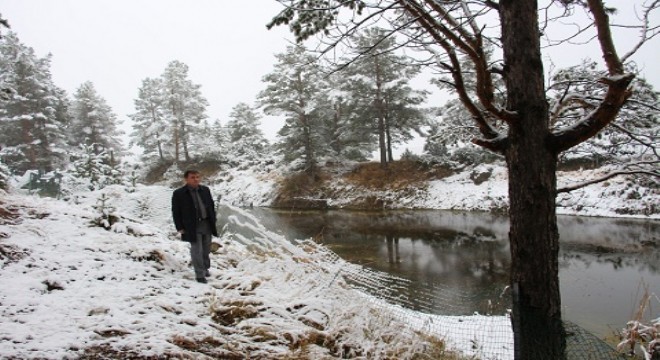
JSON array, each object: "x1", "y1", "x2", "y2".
[
  {"x1": 77, "y1": 344, "x2": 167, "y2": 359},
  {"x1": 0, "y1": 201, "x2": 22, "y2": 225},
  {"x1": 0, "y1": 243, "x2": 29, "y2": 267},
  {"x1": 344, "y1": 160, "x2": 453, "y2": 190},
  {"x1": 210, "y1": 299, "x2": 263, "y2": 326},
  {"x1": 130, "y1": 249, "x2": 166, "y2": 264},
  {"x1": 94, "y1": 328, "x2": 132, "y2": 338},
  {"x1": 273, "y1": 171, "x2": 331, "y2": 209},
  {"x1": 170, "y1": 334, "x2": 199, "y2": 350}
]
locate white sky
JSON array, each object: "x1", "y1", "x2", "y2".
[{"x1": 1, "y1": 0, "x2": 658, "y2": 156}]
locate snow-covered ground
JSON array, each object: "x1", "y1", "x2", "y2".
[
  {"x1": 211, "y1": 162, "x2": 659, "y2": 219},
  {"x1": 0, "y1": 186, "x2": 514, "y2": 359},
  {"x1": 1, "y1": 161, "x2": 653, "y2": 359}
]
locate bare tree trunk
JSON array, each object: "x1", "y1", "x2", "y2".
[
  {"x1": 500, "y1": 1, "x2": 565, "y2": 359},
  {"x1": 385, "y1": 114, "x2": 394, "y2": 163},
  {"x1": 301, "y1": 113, "x2": 316, "y2": 174},
  {"x1": 375, "y1": 60, "x2": 387, "y2": 168},
  {"x1": 152, "y1": 109, "x2": 164, "y2": 161},
  {"x1": 173, "y1": 125, "x2": 180, "y2": 163},
  {"x1": 156, "y1": 135, "x2": 164, "y2": 161},
  {"x1": 332, "y1": 102, "x2": 342, "y2": 156},
  {"x1": 182, "y1": 123, "x2": 190, "y2": 162},
  {"x1": 296, "y1": 73, "x2": 316, "y2": 174},
  {"x1": 22, "y1": 118, "x2": 35, "y2": 170}
]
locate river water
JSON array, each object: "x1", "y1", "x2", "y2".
[{"x1": 248, "y1": 208, "x2": 659, "y2": 339}]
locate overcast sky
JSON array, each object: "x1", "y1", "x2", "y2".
[{"x1": 2, "y1": 0, "x2": 658, "y2": 155}]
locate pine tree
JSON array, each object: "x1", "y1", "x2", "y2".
[
  {"x1": 0, "y1": 32, "x2": 69, "y2": 173},
  {"x1": 129, "y1": 77, "x2": 168, "y2": 162},
  {"x1": 258, "y1": 45, "x2": 326, "y2": 173},
  {"x1": 318, "y1": 74, "x2": 374, "y2": 161},
  {"x1": 342, "y1": 28, "x2": 427, "y2": 167},
  {"x1": 226, "y1": 102, "x2": 269, "y2": 160},
  {"x1": 211, "y1": 118, "x2": 230, "y2": 153},
  {"x1": 69, "y1": 81, "x2": 123, "y2": 156},
  {"x1": 70, "y1": 143, "x2": 120, "y2": 191},
  {"x1": 161, "y1": 60, "x2": 209, "y2": 162}
]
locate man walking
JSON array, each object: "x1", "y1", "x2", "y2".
[{"x1": 172, "y1": 170, "x2": 218, "y2": 283}]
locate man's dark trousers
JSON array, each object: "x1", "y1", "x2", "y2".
[{"x1": 192, "y1": 219, "x2": 212, "y2": 279}]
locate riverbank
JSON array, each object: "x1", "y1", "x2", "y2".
[
  {"x1": 208, "y1": 160, "x2": 659, "y2": 219},
  {"x1": 0, "y1": 187, "x2": 469, "y2": 359}
]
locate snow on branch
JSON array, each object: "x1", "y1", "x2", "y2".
[
  {"x1": 557, "y1": 169, "x2": 659, "y2": 194},
  {"x1": 550, "y1": 72, "x2": 635, "y2": 152}
]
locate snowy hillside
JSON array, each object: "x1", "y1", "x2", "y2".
[
  {"x1": 0, "y1": 186, "x2": 515, "y2": 359},
  {"x1": 208, "y1": 162, "x2": 658, "y2": 219}
]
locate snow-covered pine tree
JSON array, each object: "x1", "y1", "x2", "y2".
[
  {"x1": 211, "y1": 118, "x2": 230, "y2": 154},
  {"x1": 129, "y1": 77, "x2": 168, "y2": 163},
  {"x1": 70, "y1": 143, "x2": 120, "y2": 191},
  {"x1": 342, "y1": 27, "x2": 427, "y2": 167},
  {"x1": 69, "y1": 81, "x2": 123, "y2": 156},
  {"x1": 161, "y1": 60, "x2": 209, "y2": 163},
  {"x1": 258, "y1": 45, "x2": 326, "y2": 173},
  {"x1": 317, "y1": 73, "x2": 374, "y2": 161},
  {"x1": 226, "y1": 102, "x2": 269, "y2": 161},
  {"x1": 0, "y1": 32, "x2": 69, "y2": 173},
  {"x1": 189, "y1": 118, "x2": 221, "y2": 160}
]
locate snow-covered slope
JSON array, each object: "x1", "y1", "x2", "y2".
[
  {"x1": 0, "y1": 187, "x2": 514, "y2": 359},
  {"x1": 208, "y1": 163, "x2": 659, "y2": 218}
]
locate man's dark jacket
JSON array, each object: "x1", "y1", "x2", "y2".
[{"x1": 172, "y1": 185, "x2": 218, "y2": 242}]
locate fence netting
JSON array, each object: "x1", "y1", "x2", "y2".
[{"x1": 127, "y1": 187, "x2": 624, "y2": 360}]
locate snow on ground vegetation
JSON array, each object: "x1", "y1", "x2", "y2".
[{"x1": 0, "y1": 186, "x2": 514, "y2": 359}]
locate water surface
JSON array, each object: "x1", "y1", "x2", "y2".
[{"x1": 250, "y1": 208, "x2": 659, "y2": 338}]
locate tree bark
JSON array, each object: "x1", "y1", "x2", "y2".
[
  {"x1": 173, "y1": 125, "x2": 180, "y2": 163},
  {"x1": 182, "y1": 123, "x2": 190, "y2": 162},
  {"x1": 385, "y1": 114, "x2": 394, "y2": 163},
  {"x1": 375, "y1": 59, "x2": 387, "y2": 168},
  {"x1": 151, "y1": 108, "x2": 164, "y2": 161},
  {"x1": 172, "y1": 100, "x2": 180, "y2": 162},
  {"x1": 500, "y1": 1, "x2": 565, "y2": 359},
  {"x1": 302, "y1": 113, "x2": 315, "y2": 174}
]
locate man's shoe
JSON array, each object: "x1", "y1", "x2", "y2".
[
  {"x1": 196, "y1": 277, "x2": 207, "y2": 284},
  {"x1": 205, "y1": 270, "x2": 211, "y2": 277}
]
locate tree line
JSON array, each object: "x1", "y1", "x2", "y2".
[
  {"x1": 1, "y1": 27, "x2": 656, "y2": 188},
  {"x1": 0, "y1": 32, "x2": 123, "y2": 189}
]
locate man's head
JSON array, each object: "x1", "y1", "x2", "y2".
[{"x1": 184, "y1": 169, "x2": 201, "y2": 188}]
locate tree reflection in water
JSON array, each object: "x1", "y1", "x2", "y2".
[{"x1": 250, "y1": 208, "x2": 659, "y2": 338}]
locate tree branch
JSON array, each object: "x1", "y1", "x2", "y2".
[
  {"x1": 550, "y1": 0, "x2": 636, "y2": 153},
  {"x1": 400, "y1": 1, "x2": 507, "y2": 153},
  {"x1": 620, "y1": 0, "x2": 660, "y2": 63},
  {"x1": 586, "y1": 0, "x2": 624, "y2": 75},
  {"x1": 557, "y1": 169, "x2": 659, "y2": 193}
]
